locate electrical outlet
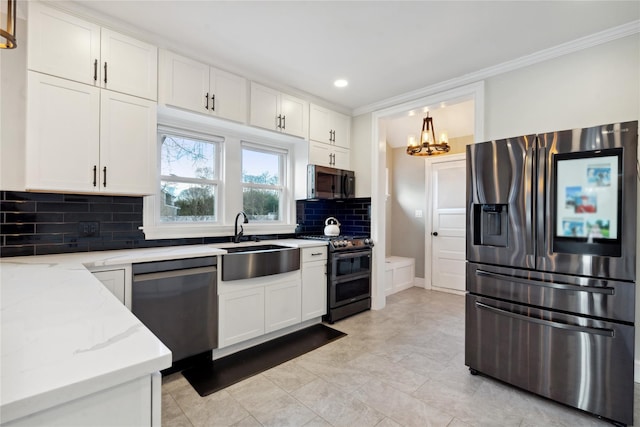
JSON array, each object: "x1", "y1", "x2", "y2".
[
  {"x1": 415, "y1": 209, "x2": 423, "y2": 218},
  {"x1": 78, "y1": 221, "x2": 100, "y2": 237}
]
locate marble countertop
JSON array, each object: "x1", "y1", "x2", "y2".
[{"x1": 0, "y1": 239, "x2": 326, "y2": 423}]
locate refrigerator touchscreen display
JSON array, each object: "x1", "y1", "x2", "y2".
[{"x1": 553, "y1": 149, "x2": 622, "y2": 255}]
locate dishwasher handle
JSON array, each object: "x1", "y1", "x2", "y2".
[{"x1": 133, "y1": 266, "x2": 217, "y2": 283}]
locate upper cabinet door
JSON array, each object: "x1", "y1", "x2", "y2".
[
  {"x1": 100, "y1": 91, "x2": 157, "y2": 195},
  {"x1": 28, "y1": 2, "x2": 100, "y2": 86},
  {"x1": 309, "y1": 104, "x2": 331, "y2": 143},
  {"x1": 280, "y1": 94, "x2": 308, "y2": 138},
  {"x1": 100, "y1": 29, "x2": 158, "y2": 101},
  {"x1": 331, "y1": 111, "x2": 351, "y2": 149},
  {"x1": 250, "y1": 82, "x2": 280, "y2": 131},
  {"x1": 210, "y1": 68, "x2": 247, "y2": 123},
  {"x1": 159, "y1": 50, "x2": 210, "y2": 113},
  {"x1": 26, "y1": 72, "x2": 100, "y2": 193}
]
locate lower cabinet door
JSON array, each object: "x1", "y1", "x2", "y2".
[
  {"x1": 265, "y1": 280, "x2": 301, "y2": 333},
  {"x1": 92, "y1": 269, "x2": 126, "y2": 305},
  {"x1": 301, "y1": 261, "x2": 327, "y2": 321},
  {"x1": 219, "y1": 287, "x2": 265, "y2": 348}
]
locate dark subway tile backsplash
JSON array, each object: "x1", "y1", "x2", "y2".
[
  {"x1": 1, "y1": 190, "x2": 370, "y2": 258},
  {"x1": 295, "y1": 197, "x2": 371, "y2": 236}
]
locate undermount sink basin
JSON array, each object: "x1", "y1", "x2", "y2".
[{"x1": 221, "y1": 245, "x2": 300, "y2": 281}]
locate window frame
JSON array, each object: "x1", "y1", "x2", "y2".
[
  {"x1": 159, "y1": 130, "x2": 221, "y2": 224},
  {"x1": 142, "y1": 113, "x2": 300, "y2": 240},
  {"x1": 241, "y1": 142, "x2": 287, "y2": 223}
]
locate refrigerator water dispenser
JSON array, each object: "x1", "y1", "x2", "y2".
[{"x1": 474, "y1": 204, "x2": 508, "y2": 247}]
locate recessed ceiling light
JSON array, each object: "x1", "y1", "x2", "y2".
[{"x1": 334, "y1": 79, "x2": 348, "y2": 88}]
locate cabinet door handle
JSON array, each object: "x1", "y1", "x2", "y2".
[
  {"x1": 211, "y1": 94, "x2": 215, "y2": 111},
  {"x1": 103, "y1": 166, "x2": 107, "y2": 187},
  {"x1": 329, "y1": 129, "x2": 333, "y2": 142},
  {"x1": 282, "y1": 115, "x2": 286, "y2": 129},
  {"x1": 311, "y1": 252, "x2": 324, "y2": 256},
  {"x1": 93, "y1": 59, "x2": 98, "y2": 82},
  {"x1": 93, "y1": 165, "x2": 97, "y2": 187},
  {"x1": 103, "y1": 62, "x2": 108, "y2": 84},
  {"x1": 205, "y1": 93, "x2": 209, "y2": 110},
  {"x1": 276, "y1": 114, "x2": 281, "y2": 129}
]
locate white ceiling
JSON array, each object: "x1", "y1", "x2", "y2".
[{"x1": 59, "y1": 0, "x2": 639, "y2": 115}]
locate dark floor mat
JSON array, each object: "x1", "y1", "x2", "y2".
[{"x1": 182, "y1": 323, "x2": 346, "y2": 396}]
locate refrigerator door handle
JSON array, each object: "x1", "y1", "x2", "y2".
[
  {"x1": 475, "y1": 301, "x2": 615, "y2": 337},
  {"x1": 537, "y1": 145, "x2": 547, "y2": 261},
  {"x1": 524, "y1": 141, "x2": 535, "y2": 261},
  {"x1": 475, "y1": 269, "x2": 615, "y2": 295}
]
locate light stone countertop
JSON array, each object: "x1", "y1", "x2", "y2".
[{"x1": 0, "y1": 239, "x2": 327, "y2": 423}]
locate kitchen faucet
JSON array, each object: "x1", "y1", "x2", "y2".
[{"x1": 234, "y1": 211, "x2": 249, "y2": 243}]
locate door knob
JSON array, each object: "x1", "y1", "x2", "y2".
[{"x1": 432, "y1": 232, "x2": 438, "y2": 236}]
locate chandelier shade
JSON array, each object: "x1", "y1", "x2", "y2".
[{"x1": 406, "y1": 113, "x2": 450, "y2": 156}]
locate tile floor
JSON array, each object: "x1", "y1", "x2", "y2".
[{"x1": 162, "y1": 287, "x2": 639, "y2": 427}]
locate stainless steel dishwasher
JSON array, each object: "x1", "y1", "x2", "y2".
[{"x1": 132, "y1": 257, "x2": 218, "y2": 363}]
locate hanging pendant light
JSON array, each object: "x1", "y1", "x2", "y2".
[
  {"x1": 0, "y1": 0, "x2": 17, "y2": 49},
  {"x1": 406, "y1": 113, "x2": 450, "y2": 156}
]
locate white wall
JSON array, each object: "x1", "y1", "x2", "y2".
[{"x1": 484, "y1": 35, "x2": 639, "y2": 140}]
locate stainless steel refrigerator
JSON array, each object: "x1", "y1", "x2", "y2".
[{"x1": 465, "y1": 121, "x2": 637, "y2": 426}]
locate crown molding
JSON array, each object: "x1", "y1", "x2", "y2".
[{"x1": 352, "y1": 20, "x2": 640, "y2": 117}]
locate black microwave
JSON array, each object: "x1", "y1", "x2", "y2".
[{"x1": 307, "y1": 165, "x2": 355, "y2": 199}]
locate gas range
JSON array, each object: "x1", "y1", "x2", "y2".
[{"x1": 298, "y1": 235, "x2": 374, "y2": 252}]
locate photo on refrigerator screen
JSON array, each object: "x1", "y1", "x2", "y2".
[
  {"x1": 586, "y1": 219, "x2": 611, "y2": 238},
  {"x1": 555, "y1": 153, "x2": 619, "y2": 240},
  {"x1": 587, "y1": 165, "x2": 611, "y2": 187},
  {"x1": 562, "y1": 219, "x2": 585, "y2": 237},
  {"x1": 564, "y1": 186, "x2": 597, "y2": 213}
]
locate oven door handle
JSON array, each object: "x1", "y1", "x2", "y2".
[
  {"x1": 475, "y1": 301, "x2": 614, "y2": 337},
  {"x1": 475, "y1": 269, "x2": 615, "y2": 295},
  {"x1": 332, "y1": 251, "x2": 371, "y2": 260},
  {"x1": 333, "y1": 272, "x2": 371, "y2": 284}
]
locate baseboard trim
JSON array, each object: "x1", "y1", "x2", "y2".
[
  {"x1": 413, "y1": 277, "x2": 425, "y2": 288},
  {"x1": 635, "y1": 359, "x2": 640, "y2": 383}
]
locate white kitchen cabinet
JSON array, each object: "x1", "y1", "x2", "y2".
[
  {"x1": 159, "y1": 50, "x2": 247, "y2": 123},
  {"x1": 90, "y1": 265, "x2": 132, "y2": 310},
  {"x1": 28, "y1": 2, "x2": 157, "y2": 101},
  {"x1": 309, "y1": 104, "x2": 351, "y2": 149},
  {"x1": 3, "y1": 375, "x2": 155, "y2": 427},
  {"x1": 309, "y1": 141, "x2": 350, "y2": 169},
  {"x1": 26, "y1": 72, "x2": 157, "y2": 195},
  {"x1": 219, "y1": 286, "x2": 265, "y2": 348},
  {"x1": 265, "y1": 279, "x2": 301, "y2": 333},
  {"x1": 249, "y1": 82, "x2": 308, "y2": 138},
  {"x1": 301, "y1": 247, "x2": 327, "y2": 321},
  {"x1": 92, "y1": 269, "x2": 126, "y2": 305}
]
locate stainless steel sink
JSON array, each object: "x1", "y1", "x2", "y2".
[{"x1": 221, "y1": 245, "x2": 300, "y2": 281}]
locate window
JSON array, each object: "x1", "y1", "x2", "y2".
[
  {"x1": 242, "y1": 144, "x2": 286, "y2": 222},
  {"x1": 159, "y1": 132, "x2": 219, "y2": 223}
]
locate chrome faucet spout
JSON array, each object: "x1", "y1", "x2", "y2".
[{"x1": 234, "y1": 211, "x2": 249, "y2": 243}]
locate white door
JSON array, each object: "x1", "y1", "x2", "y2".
[
  {"x1": 309, "y1": 104, "x2": 331, "y2": 143},
  {"x1": 100, "y1": 90, "x2": 157, "y2": 195},
  {"x1": 280, "y1": 93, "x2": 308, "y2": 138},
  {"x1": 26, "y1": 72, "x2": 100, "y2": 193},
  {"x1": 100, "y1": 28, "x2": 158, "y2": 100},
  {"x1": 159, "y1": 50, "x2": 210, "y2": 113},
  {"x1": 430, "y1": 158, "x2": 466, "y2": 293},
  {"x1": 210, "y1": 67, "x2": 247, "y2": 123},
  {"x1": 249, "y1": 82, "x2": 280, "y2": 131}
]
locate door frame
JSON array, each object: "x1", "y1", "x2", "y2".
[
  {"x1": 424, "y1": 152, "x2": 466, "y2": 291},
  {"x1": 370, "y1": 81, "x2": 484, "y2": 310}
]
